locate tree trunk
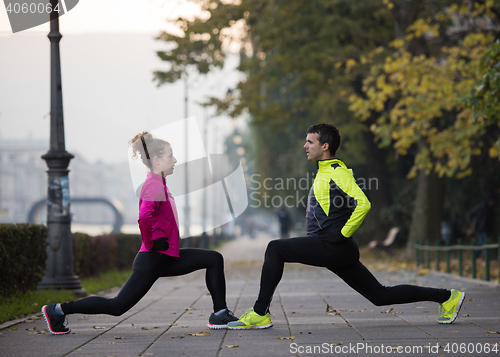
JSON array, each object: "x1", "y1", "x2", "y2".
[
  {"x1": 406, "y1": 169, "x2": 446, "y2": 258},
  {"x1": 362, "y1": 130, "x2": 392, "y2": 245}
]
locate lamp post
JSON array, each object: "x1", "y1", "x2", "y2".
[
  {"x1": 200, "y1": 110, "x2": 208, "y2": 248},
  {"x1": 38, "y1": 0, "x2": 85, "y2": 296},
  {"x1": 183, "y1": 71, "x2": 190, "y2": 241}
]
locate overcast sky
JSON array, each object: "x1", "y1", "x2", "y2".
[{"x1": 0, "y1": 0, "x2": 243, "y2": 164}]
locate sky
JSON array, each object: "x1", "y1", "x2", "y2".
[{"x1": 0, "y1": 0, "x2": 243, "y2": 164}]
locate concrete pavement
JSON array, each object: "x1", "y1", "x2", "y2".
[{"x1": 1, "y1": 233, "x2": 499, "y2": 357}]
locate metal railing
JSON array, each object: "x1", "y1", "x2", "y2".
[{"x1": 414, "y1": 238, "x2": 500, "y2": 282}]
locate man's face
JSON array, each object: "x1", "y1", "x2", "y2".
[{"x1": 304, "y1": 133, "x2": 329, "y2": 162}]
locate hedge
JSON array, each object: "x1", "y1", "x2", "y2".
[
  {"x1": 0, "y1": 224, "x2": 48, "y2": 300},
  {"x1": 72, "y1": 233, "x2": 141, "y2": 278},
  {"x1": 0, "y1": 224, "x2": 142, "y2": 301}
]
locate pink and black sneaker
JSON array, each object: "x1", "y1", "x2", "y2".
[{"x1": 42, "y1": 303, "x2": 70, "y2": 335}]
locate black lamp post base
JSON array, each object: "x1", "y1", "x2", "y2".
[{"x1": 38, "y1": 275, "x2": 87, "y2": 297}]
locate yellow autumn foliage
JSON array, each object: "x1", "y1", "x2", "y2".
[{"x1": 349, "y1": 24, "x2": 498, "y2": 178}]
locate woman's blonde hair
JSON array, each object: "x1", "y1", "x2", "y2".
[{"x1": 129, "y1": 131, "x2": 170, "y2": 170}]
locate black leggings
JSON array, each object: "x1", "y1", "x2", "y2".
[
  {"x1": 253, "y1": 237, "x2": 450, "y2": 315},
  {"x1": 62, "y1": 249, "x2": 227, "y2": 316}
]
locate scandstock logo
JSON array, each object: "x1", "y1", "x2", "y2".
[{"x1": 128, "y1": 118, "x2": 249, "y2": 238}]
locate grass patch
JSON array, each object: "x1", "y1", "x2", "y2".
[
  {"x1": 359, "y1": 246, "x2": 499, "y2": 283},
  {"x1": 0, "y1": 289, "x2": 74, "y2": 324},
  {"x1": 0, "y1": 269, "x2": 132, "y2": 324},
  {"x1": 80, "y1": 269, "x2": 131, "y2": 295}
]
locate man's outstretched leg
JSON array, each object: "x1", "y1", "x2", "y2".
[{"x1": 331, "y1": 261, "x2": 465, "y2": 324}]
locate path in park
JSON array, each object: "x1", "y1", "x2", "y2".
[{"x1": 1, "y1": 233, "x2": 499, "y2": 356}]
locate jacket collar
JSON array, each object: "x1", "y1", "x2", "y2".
[
  {"x1": 316, "y1": 158, "x2": 345, "y2": 170},
  {"x1": 147, "y1": 172, "x2": 167, "y2": 185}
]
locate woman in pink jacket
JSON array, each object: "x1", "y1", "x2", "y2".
[{"x1": 42, "y1": 131, "x2": 237, "y2": 334}]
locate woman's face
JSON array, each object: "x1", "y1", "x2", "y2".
[{"x1": 153, "y1": 144, "x2": 177, "y2": 176}]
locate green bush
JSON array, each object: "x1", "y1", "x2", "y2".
[
  {"x1": 0, "y1": 226, "x2": 141, "y2": 301},
  {"x1": 117, "y1": 234, "x2": 142, "y2": 270},
  {"x1": 0, "y1": 224, "x2": 48, "y2": 301},
  {"x1": 72, "y1": 233, "x2": 141, "y2": 278}
]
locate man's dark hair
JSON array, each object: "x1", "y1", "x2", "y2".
[{"x1": 306, "y1": 123, "x2": 341, "y2": 156}]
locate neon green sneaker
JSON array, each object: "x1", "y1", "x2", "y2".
[
  {"x1": 227, "y1": 308, "x2": 273, "y2": 329},
  {"x1": 438, "y1": 289, "x2": 465, "y2": 324}
]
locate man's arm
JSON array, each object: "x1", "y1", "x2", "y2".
[{"x1": 334, "y1": 170, "x2": 371, "y2": 238}]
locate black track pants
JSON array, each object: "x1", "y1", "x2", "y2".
[
  {"x1": 253, "y1": 237, "x2": 450, "y2": 316},
  {"x1": 62, "y1": 249, "x2": 227, "y2": 316}
]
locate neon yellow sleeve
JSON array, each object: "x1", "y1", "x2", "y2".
[{"x1": 334, "y1": 169, "x2": 371, "y2": 238}]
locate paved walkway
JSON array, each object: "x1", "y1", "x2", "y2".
[{"x1": 1, "y1": 233, "x2": 499, "y2": 356}]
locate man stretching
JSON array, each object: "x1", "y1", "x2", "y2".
[{"x1": 228, "y1": 123, "x2": 465, "y2": 329}]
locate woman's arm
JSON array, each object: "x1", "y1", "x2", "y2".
[{"x1": 138, "y1": 199, "x2": 156, "y2": 250}]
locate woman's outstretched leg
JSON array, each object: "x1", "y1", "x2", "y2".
[{"x1": 42, "y1": 252, "x2": 161, "y2": 334}]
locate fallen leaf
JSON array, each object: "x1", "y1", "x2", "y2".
[
  {"x1": 169, "y1": 323, "x2": 177, "y2": 326},
  {"x1": 184, "y1": 307, "x2": 196, "y2": 311},
  {"x1": 181, "y1": 326, "x2": 189, "y2": 328},
  {"x1": 330, "y1": 342, "x2": 342, "y2": 346},
  {"x1": 413, "y1": 306, "x2": 425, "y2": 309},
  {"x1": 141, "y1": 327, "x2": 159, "y2": 330},
  {"x1": 382, "y1": 308, "x2": 393, "y2": 313},
  {"x1": 11, "y1": 328, "x2": 17, "y2": 331},
  {"x1": 463, "y1": 314, "x2": 470, "y2": 317},
  {"x1": 114, "y1": 336, "x2": 125, "y2": 339},
  {"x1": 26, "y1": 327, "x2": 37, "y2": 331},
  {"x1": 172, "y1": 336, "x2": 184, "y2": 339},
  {"x1": 35, "y1": 329, "x2": 48, "y2": 334},
  {"x1": 278, "y1": 336, "x2": 294, "y2": 340},
  {"x1": 93, "y1": 326, "x2": 106, "y2": 329},
  {"x1": 417, "y1": 268, "x2": 430, "y2": 276},
  {"x1": 106, "y1": 342, "x2": 116, "y2": 345},
  {"x1": 225, "y1": 345, "x2": 239, "y2": 348},
  {"x1": 328, "y1": 308, "x2": 366, "y2": 314},
  {"x1": 485, "y1": 330, "x2": 500, "y2": 334},
  {"x1": 188, "y1": 332, "x2": 210, "y2": 336}
]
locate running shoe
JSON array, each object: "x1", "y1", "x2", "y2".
[
  {"x1": 438, "y1": 289, "x2": 465, "y2": 324},
  {"x1": 207, "y1": 309, "x2": 238, "y2": 329},
  {"x1": 227, "y1": 308, "x2": 273, "y2": 329},
  {"x1": 42, "y1": 303, "x2": 70, "y2": 334}
]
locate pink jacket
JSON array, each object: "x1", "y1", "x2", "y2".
[{"x1": 138, "y1": 172, "x2": 180, "y2": 257}]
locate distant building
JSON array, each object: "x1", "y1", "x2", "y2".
[
  {"x1": 0, "y1": 139, "x2": 138, "y2": 227},
  {"x1": 0, "y1": 139, "x2": 47, "y2": 223}
]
